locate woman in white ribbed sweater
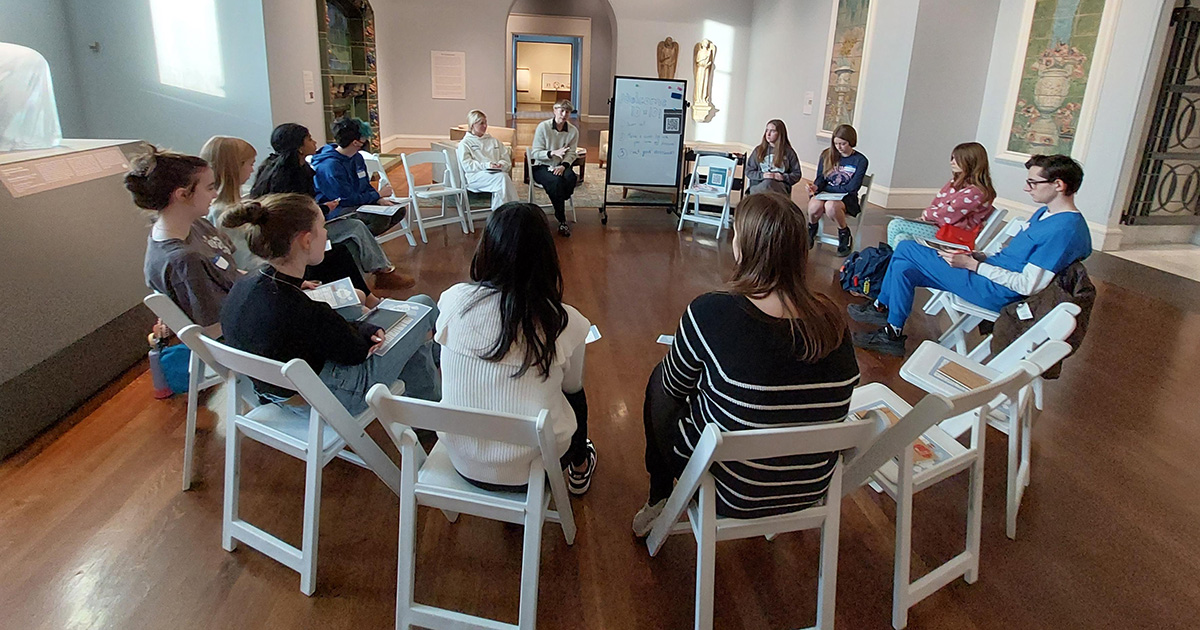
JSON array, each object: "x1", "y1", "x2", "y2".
[{"x1": 434, "y1": 201, "x2": 596, "y2": 494}]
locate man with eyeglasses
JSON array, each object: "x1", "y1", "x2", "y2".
[{"x1": 848, "y1": 154, "x2": 1092, "y2": 356}]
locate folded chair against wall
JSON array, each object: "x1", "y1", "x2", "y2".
[
  {"x1": 179, "y1": 325, "x2": 404, "y2": 596},
  {"x1": 841, "y1": 341, "x2": 1069, "y2": 629},
  {"x1": 143, "y1": 292, "x2": 224, "y2": 491},
  {"x1": 677, "y1": 154, "x2": 737, "y2": 239},
  {"x1": 401, "y1": 149, "x2": 471, "y2": 244},
  {"x1": 366, "y1": 388, "x2": 577, "y2": 630},
  {"x1": 643, "y1": 417, "x2": 879, "y2": 630},
  {"x1": 899, "y1": 302, "x2": 1080, "y2": 538},
  {"x1": 815, "y1": 173, "x2": 874, "y2": 251}
]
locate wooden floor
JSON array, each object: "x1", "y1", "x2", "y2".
[{"x1": 2, "y1": 208, "x2": 1199, "y2": 630}]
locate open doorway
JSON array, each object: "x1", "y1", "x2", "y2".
[{"x1": 512, "y1": 35, "x2": 581, "y2": 119}]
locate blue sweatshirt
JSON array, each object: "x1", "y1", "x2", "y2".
[
  {"x1": 814, "y1": 150, "x2": 869, "y2": 216},
  {"x1": 310, "y1": 143, "x2": 380, "y2": 219}
]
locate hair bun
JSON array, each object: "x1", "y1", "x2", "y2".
[{"x1": 222, "y1": 200, "x2": 268, "y2": 228}]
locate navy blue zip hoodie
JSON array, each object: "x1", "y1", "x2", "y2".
[{"x1": 310, "y1": 143, "x2": 380, "y2": 219}]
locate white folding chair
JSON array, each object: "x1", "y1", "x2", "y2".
[
  {"x1": 179, "y1": 325, "x2": 404, "y2": 596},
  {"x1": 643, "y1": 417, "x2": 879, "y2": 630},
  {"x1": 143, "y1": 293, "x2": 224, "y2": 491},
  {"x1": 677, "y1": 155, "x2": 737, "y2": 239},
  {"x1": 360, "y1": 150, "x2": 392, "y2": 190},
  {"x1": 524, "y1": 152, "x2": 578, "y2": 223},
  {"x1": 900, "y1": 302, "x2": 1080, "y2": 538},
  {"x1": 401, "y1": 149, "x2": 471, "y2": 243},
  {"x1": 842, "y1": 341, "x2": 1069, "y2": 629},
  {"x1": 444, "y1": 145, "x2": 494, "y2": 226},
  {"x1": 815, "y1": 173, "x2": 874, "y2": 251},
  {"x1": 922, "y1": 218, "x2": 1030, "y2": 354},
  {"x1": 366, "y1": 388, "x2": 577, "y2": 630}
]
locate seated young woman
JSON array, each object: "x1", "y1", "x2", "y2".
[
  {"x1": 199, "y1": 135, "x2": 382, "y2": 307},
  {"x1": 434, "y1": 201, "x2": 596, "y2": 494},
  {"x1": 886, "y1": 142, "x2": 995, "y2": 248},
  {"x1": 218, "y1": 193, "x2": 440, "y2": 415},
  {"x1": 633, "y1": 191, "x2": 860, "y2": 534},
  {"x1": 128, "y1": 148, "x2": 237, "y2": 337},
  {"x1": 456, "y1": 110, "x2": 517, "y2": 211},
  {"x1": 745, "y1": 119, "x2": 802, "y2": 196},
  {"x1": 250, "y1": 123, "x2": 410, "y2": 287},
  {"x1": 806, "y1": 123, "x2": 868, "y2": 256}
]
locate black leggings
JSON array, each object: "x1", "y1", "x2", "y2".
[
  {"x1": 305, "y1": 243, "x2": 371, "y2": 296},
  {"x1": 643, "y1": 363, "x2": 689, "y2": 504},
  {"x1": 461, "y1": 389, "x2": 590, "y2": 492},
  {"x1": 531, "y1": 164, "x2": 578, "y2": 223}
]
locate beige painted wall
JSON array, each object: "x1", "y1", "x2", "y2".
[{"x1": 515, "y1": 41, "x2": 573, "y2": 104}]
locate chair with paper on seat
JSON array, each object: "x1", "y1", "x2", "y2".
[
  {"x1": 144, "y1": 292, "x2": 224, "y2": 491},
  {"x1": 366, "y1": 387, "x2": 577, "y2": 630},
  {"x1": 840, "y1": 340, "x2": 1070, "y2": 629},
  {"x1": 677, "y1": 154, "x2": 737, "y2": 239},
  {"x1": 899, "y1": 302, "x2": 1079, "y2": 539},
  {"x1": 642, "y1": 417, "x2": 879, "y2": 630},
  {"x1": 401, "y1": 149, "x2": 471, "y2": 243},
  {"x1": 814, "y1": 173, "x2": 874, "y2": 251},
  {"x1": 178, "y1": 325, "x2": 404, "y2": 596}
]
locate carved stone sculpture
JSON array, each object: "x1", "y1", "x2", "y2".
[
  {"x1": 656, "y1": 37, "x2": 679, "y2": 79},
  {"x1": 692, "y1": 40, "x2": 718, "y2": 123}
]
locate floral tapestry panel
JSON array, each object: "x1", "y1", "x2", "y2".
[
  {"x1": 1008, "y1": 0, "x2": 1106, "y2": 156},
  {"x1": 822, "y1": 0, "x2": 871, "y2": 133}
]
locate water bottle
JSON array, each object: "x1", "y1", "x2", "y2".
[{"x1": 148, "y1": 333, "x2": 173, "y2": 399}]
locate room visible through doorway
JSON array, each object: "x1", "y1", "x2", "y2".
[{"x1": 512, "y1": 35, "x2": 581, "y2": 119}]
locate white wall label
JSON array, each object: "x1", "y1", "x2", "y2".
[
  {"x1": 303, "y1": 70, "x2": 315, "y2": 104},
  {"x1": 803, "y1": 91, "x2": 814, "y2": 116},
  {"x1": 0, "y1": 147, "x2": 129, "y2": 198},
  {"x1": 431, "y1": 51, "x2": 467, "y2": 100}
]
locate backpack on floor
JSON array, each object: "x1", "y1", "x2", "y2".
[{"x1": 839, "y1": 243, "x2": 893, "y2": 299}]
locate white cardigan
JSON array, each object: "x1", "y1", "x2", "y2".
[{"x1": 435, "y1": 282, "x2": 590, "y2": 486}]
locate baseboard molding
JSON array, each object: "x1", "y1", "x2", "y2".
[
  {"x1": 381, "y1": 134, "x2": 448, "y2": 152},
  {"x1": 993, "y1": 196, "x2": 1121, "y2": 250}
]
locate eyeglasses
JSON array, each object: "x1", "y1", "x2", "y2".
[{"x1": 1025, "y1": 178, "x2": 1053, "y2": 188}]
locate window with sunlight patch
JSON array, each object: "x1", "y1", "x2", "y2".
[{"x1": 149, "y1": 0, "x2": 225, "y2": 97}]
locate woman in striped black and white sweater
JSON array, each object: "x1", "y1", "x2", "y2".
[{"x1": 633, "y1": 192, "x2": 861, "y2": 534}]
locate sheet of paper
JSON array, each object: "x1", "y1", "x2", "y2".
[
  {"x1": 657, "y1": 334, "x2": 674, "y2": 345},
  {"x1": 431, "y1": 51, "x2": 467, "y2": 100},
  {"x1": 586, "y1": 325, "x2": 601, "y2": 344},
  {"x1": 814, "y1": 192, "x2": 846, "y2": 201},
  {"x1": 357, "y1": 204, "x2": 403, "y2": 216},
  {"x1": 303, "y1": 277, "x2": 360, "y2": 310}
]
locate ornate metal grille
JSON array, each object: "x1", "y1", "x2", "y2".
[{"x1": 1124, "y1": 4, "x2": 1200, "y2": 225}]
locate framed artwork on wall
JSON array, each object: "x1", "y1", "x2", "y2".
[
  {"x1": 997, "y1": 0, "x2": 1122, "y2": 163},
  {"x1": 816, "y1": 0, "x2": 876, "y2": 137}
]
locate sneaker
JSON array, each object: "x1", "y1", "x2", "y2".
[
  {"x1": 632, "y1": 498, "x2": 668, "y2": 537},
  {"x1": 853, "y1": 327, "x2": 907, "y2": 356},
  {"x1": 567, "y1": 439, "x2": 596, "y2": 495},
  {"x1": 558, "y1": 221, "x2": 572, "y2": 237},
  {"x1": 836, "y1": 227, "x2": 853, "y2": 257},
  {"x1": 847, "y1": 302, "x2": 889, "y2": 327},
  {"x1": 808, "y1": 222, "x2": 819, "y2": 248}
]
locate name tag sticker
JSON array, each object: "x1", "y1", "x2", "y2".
[
  {"x1": 1016, "y1": 303, "x2": 1034, "y2": 321},
  {"x1": 357, "y1": 169, "x2": 367, "y2": 178},
  {"x1": 214, "y1": 256, "x2": 230, "y2": 270}
]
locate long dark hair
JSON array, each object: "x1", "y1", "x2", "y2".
[
  {"x1": 820, "y1": 124, "x2": 858, "y2": 174},
  {"x1": 729, "y1": 192, "x2": 846, "y2": 361},
  {"x1": 250, "y1": 123, "x2": 312, "y2": 198},
  {"x1": 468, "y1": 202, "x2": 568, "y2": 378}
]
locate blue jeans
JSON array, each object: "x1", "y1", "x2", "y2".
[
  {"x1": 878, "y1": 241, "x2": 1020, "y2": 330},
  {"x1": 319, "y1": 294, "x2": 441, "y2": 415}
]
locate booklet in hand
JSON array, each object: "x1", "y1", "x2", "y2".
[
  {"x1": 360, "y1": 299, "x2": 433, "y2": 356},
  {"x1": 357, "y1": 203, "x2": 404, "y2": 216},
  {"x1": 814, "y1": 192, "x2": 847, "y2": 201},
  {"x1": 304, "y1": 277, "x2": 360, "y2": 310},
  {"x1": 914, "y1": 237, "x2": 970, "y2": 255}
]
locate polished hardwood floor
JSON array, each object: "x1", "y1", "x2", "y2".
[{"x1": 2, "y1": 203, "x2": 1198, "y2": 629}]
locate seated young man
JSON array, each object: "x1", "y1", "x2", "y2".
[
  {"x1": 848, "y1": 154, "x2": 1092, "y2": 356},
  {"x1": 310, "y1": 117, "x2": 404, "y2": 236}
]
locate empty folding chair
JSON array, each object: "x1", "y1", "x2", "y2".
[
  {"x1": 677, "y1": 154, "x2": 737, "y2": 239},
  {"x1": 899, "y1": 302, "x2": 1080, "y2": 538},
  {"x1": 143, "y1": 292, "x2": 224, "y2": 491},
  {"x1": 401, "y1": 149, "x2": 471, "y2": 243},
  {"x1": 179, "y1": 325, "x2": 403, "y2": 596},
  {"x1": 366, "y1": 387, "x2": 577, "y2": 630},
  {"x1": 355, "y1": 150, "x2": 418, "y2": 247},
  {"x1": 841, "y1": 341, "x2": 1070, "y2": 629},
  {"x1": 643, "y1": 417, "x2": 879, "y2": 630}
]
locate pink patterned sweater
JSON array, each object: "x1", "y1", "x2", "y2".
[{"x1": 921, "y1": 181, "x2": 993, "y2": 230}]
